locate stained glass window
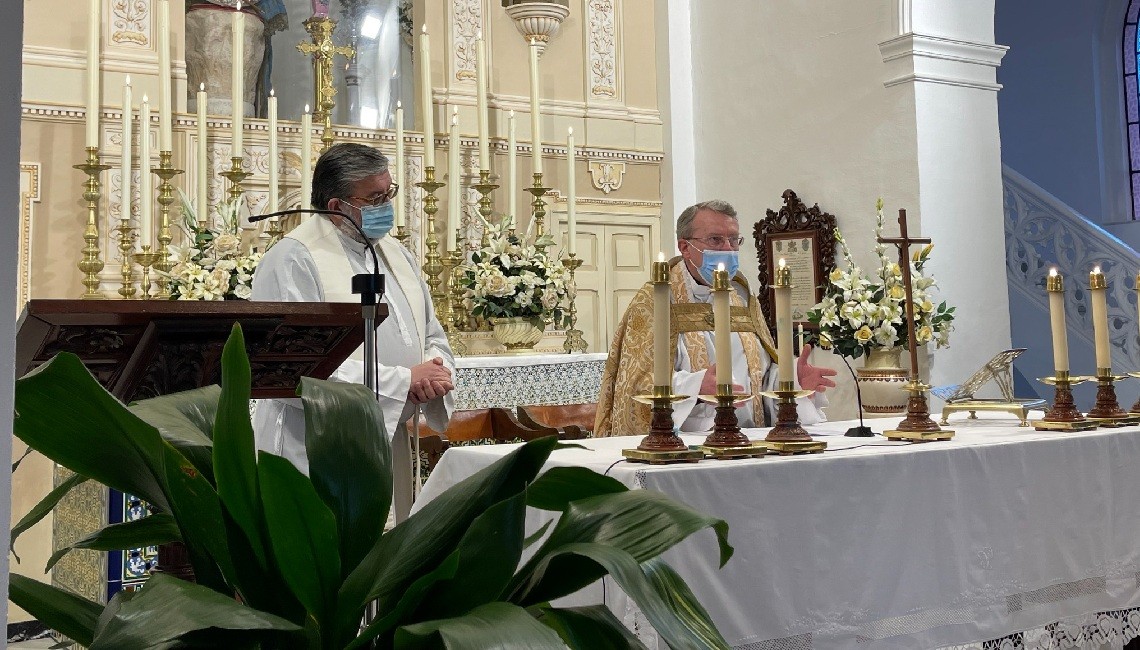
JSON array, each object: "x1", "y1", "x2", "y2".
[{"x1": 1124, "y1": 1, "x2": 1140, "y2": 219}]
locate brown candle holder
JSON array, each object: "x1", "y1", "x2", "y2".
[
  {"x1": 697, "y1": 386, "x2": 766, "y2": 459},
  {"x1": 1129, "y1": 372, "x2": 1140, "y2": 415},
  {"x1": 758, "y1": 381, "x2": 827, "y2": 454},
  {"x1": 1085, "y1": 369, "x2": 1140, "y2": 426},
  {"x1": 883, "y1": 379, "x2": 955, "y2": 442},
  {"x1": 1032, "y1": 372, "x2": 1099, "y2": 431},
  {"x1": 622, "y1": 386, "x2": 703, "y2": 464}
]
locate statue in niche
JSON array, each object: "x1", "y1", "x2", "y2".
[
  {"x1": 184, "y1": 0, "x2": 289, "y2": 118},
  {"x1": 311, "y1": 0, "x2": 330, "y2": 17}
]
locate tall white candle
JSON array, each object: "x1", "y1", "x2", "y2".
[
  {"x1": 507, "y1": 109, "x2": 517, "y2": 220},
  {"x1": 300, "y1": 105, "x2": 312, "y2": 208},
  {"x1": 1090, "y1": 266, "x2": 1111, "y2": 371},
  {"x1": 121, "y1": 77, "x2": 133, "y2": 224},
  {"x1": 267, "y1": 90, "x2": 278, "y2": 212},
  {"x1": 157, "y1": 0, "x2": 173, "y2": 151},
  {"x1": 713, "y1": 264, "x2": 732, "y2": 387},
  {"x1": 86, "y1": 0, "x2": 101, "y2": 148},
  {"x1": 419, "y1": 25, "x2": 435, "y2": 169},
  {"x1": 231, "y1": 3, "x2": 245, "y2": 156},
  {"x1": 475, "y1": 37, "x2": 489, "y2": 170},
  {"x1": 652, "y1": 253, "x2": 671, "y2": 387},
  {"x1": 395, "y1": 101, "x2": 405, "y2": 228},
  {"x1": 447, "y1": 109, "x2": 460, "y2": 250},
  {"x1": 1047, "y1": 269, "x2": 1070, "y2": 374},
  {"x1": 775, "y1": 258, "x2": 794, "y2": 384},
  {"x1": 528, "y1": 39, "x2": 542, "y2": 175},
  {"x1": 139, "y1": 96, "x2": 153, "y2": 246},
  {"x1": 196, "y1": 84, "x2": 208, "y2": 221},
  {"x1": 566, "y1": 127, "x2": 576, "y2": 255}
]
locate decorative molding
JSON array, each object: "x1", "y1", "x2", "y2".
[
  {"x1": 503, "y1": 1, "x2": 570, "y2": 57},
  {"x1": 896, "y1": 0, "x2": 912, "y2": 36},
  {"x1": 451, "y1": 0, "x2": 482, "y2": 82},
  {"x1": 18, "y1": 163, "x2": 40, "y2": 313},
  {"x1": 878, "y1": 33, "x2": 1007, "y2": 91},
  {"x1": 435, "y1": 89, "x2": 663, "y2": 124},
  {"x1": 586, "y1": 159, "x2": 625, "y2": 194},
  {"x1": 585, "y1": 0, "x2": 618, "y2": 99},
  {"x1": 22, "y1": 44, "x2": 188, "y2": 78},
  {"x1": 405, "y1": 155, "x2": 424, "y2": 259},
  {"x1": 543, "y1": 189, "x2": 661, "y2": 209},
  {"x1": 111, "y1": 0, "x2": 151, "y2": 47}
]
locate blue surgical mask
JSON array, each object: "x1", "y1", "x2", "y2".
[
  {"x1": 360, "y1": 202, "x2": 394, "y2": 239},
  {"x1": 697, "y1": 250, "x2": 739, "y2": 284}
]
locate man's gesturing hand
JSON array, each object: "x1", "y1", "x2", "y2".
[{"x1": 796, "y1": 344, "x2": 838, "y2": 393}]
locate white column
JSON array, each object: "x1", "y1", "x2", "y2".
[{"x1": 653, "y1": 0, "x2": 696, "y2": 253}]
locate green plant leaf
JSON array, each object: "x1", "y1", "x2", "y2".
[
  {"x1": 301, "y1": 376, "x2": 391, "y2": 579},
  {"x1": 641, "y1": 557, "x2": 726, "y2": 648},
  {"x1": 159, "y1": 444, "x2": 234, "y2": 594},
  {"x1": 8, "y1": 574, "x2": 101, "y2": 647},
  {"x1": 336, "y1": 436, "x2": 560, "y2": 643},
  {"x1": 129, "y1": 385, "x2": 220, "y2": 484},
  {"x1": 537, "y1": 604, "x2": 648, "y2": 649},
  {"x1": 212, "y1": 326, "x2": 267, "y2": 568},
  {"x1": 257, "y1": 452, "x2": 341, "y2": 630},
  {"x1": 394, "y1": 602, "x2": 568, "y2": 650},
  {"x1": 525, "y1": 466, "x2": 628, "y2": 511},
  {"x1": 510, "y1": 490, "x2": 732, "y2": 606},
  {"x1": 10, "y1": 472, "x2": 87, "y2": 560},
  {"x1": 89, "y1": 573, "x2": 300, "y2": 650},
  {"x1": 46, "y1": 512, "x2": 181, "y2": 571},
  {"x1": 523, "y1": 520, "x2": 553, "y2": 550},
  {"x1": 347, "y1": 551, "x2": 462, "y2": 649}
]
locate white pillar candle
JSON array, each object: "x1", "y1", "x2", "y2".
[
  {"x1": 267, "y1": 90, "x2": 278, "y2": 212},
  {"x1": 712, "y1": 264, "x2": 732, "y2": 387},
  {"x1": 447, "y1": 109, "x2": 460, "y2": 250},
  {"x1": 798, "y1": 323, "x2": 805, "y2": 352},
  {"x1": 652, "y1": 252, "x2": 671, "y2": 387},
  {"x1": 139, "y1": 96, "x2": 153, "y2": 246},
  {"x1": 566, "y1": 127, "x2": 576, "y2": 255},
  {"x1": 231, "y1": 3, "x2": 245, "y2": 156},
  {"x1": 528, "y1": 39, "x2": 542, "y2": 175},
  {"x1": 157, "y1": 0, "x2": 172, "y2": 151},
  {"x1": 196, "y1": 84, "x2": 208, "y2": 221},
  {"x1": 775, "y1": 258, "x2": 794, "y2": 384},
  {"x1": 121, "y1": 77, "x2": 133, "y2": 224},
  {"x1": 300, "y1": 105, "x2": 312, "y2": 208},
  {"x1": 507, "y1": 109, "x2": 517, "y2": 220},
  {"x1": 1047, "y1": 268, "x2": 1070, "y2": 374},
  {"x1": 418, "y1": 25, "x2": 435, "y2": 169},
  {"x1": 1090, "y1": 266, "x2": 1111, "y2": 370},
  {"x1": 475, "y1": 37, "x2": 489, "y2": 170},
  {"x1": 86, "y1": 0, "x2": 101, "y2": 148},
  {"x1": 395, "y1": 101, "x2": 405, "y2": 228}
]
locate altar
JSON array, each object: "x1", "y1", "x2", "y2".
[{"x1": 415, "y1": 413, "x2": 1140, "y2": 649}]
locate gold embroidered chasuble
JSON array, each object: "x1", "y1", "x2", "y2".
[{"x1": 595, "y1": 259, "x2": 779, "y2": 438}]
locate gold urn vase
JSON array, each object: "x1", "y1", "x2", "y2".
[
  {"x1": 490, "y1": 316, "x2": 545, "y2": 353},
  {"x1": 856, "y1": 347, "x2": 909, "y2": 414}
]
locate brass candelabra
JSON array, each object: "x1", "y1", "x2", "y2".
[
  {"x1": 394, "y1": 225, "x2": 411, "y2": 250},
  {"x1": 221, "y1": 156, "x2": 249, "y2": 204},
  {"x1": 1086, "y1": 368, "x2": 1138, "y2": 425},
  {"x1": 471, "y1": 169, "x2": 499, "y2": 248},
  {"x1": 758, "y1": 381, "x2": 827, "y2": 454},
  {"x1": 525, "y1": 173, "x2": 554, "y2": 252},
  {"x1": 132, "y1": 247, "x2": 161, "y2": 299},
  {"x1": 442, "y1": 237, "x2": 468, "y2": 356},
  {"x1": 560, "y1": 254, "x2": 588, "y2": 353},
  {"x1": 622, "y1": 386, "x2": 703, "y2": 464},
  {"x1": 75, "y1": 147, "x2": 112, "y2": 299},
  {"x1": 1033, "y1": 372, "x2": 1098, "y2": 430},
  {"x1": 416, "y1": 166, "x2": 447, "y2": 323},
  {"x1": 298, "y1": 16, "x2": 353, "y2": 153},
  {"x1": 152, "y1": 151, "x2": 183, "y2": 299},
  {"x1": 113, "y1": 218, "x2": 138, "y2": 299}
]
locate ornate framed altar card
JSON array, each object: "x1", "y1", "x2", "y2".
[{"x1": 753, "y1": 190, "x2": 837, "y2": 333}]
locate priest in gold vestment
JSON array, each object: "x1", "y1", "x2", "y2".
[{"x1": 596, "y1": 200, "x2": 837, "y2": 437}]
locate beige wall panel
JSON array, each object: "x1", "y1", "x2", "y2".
[
  {"x1": 584, "y1": 117, "x2": 635, "y2": 151},
  {"x1": 634, "y1": 121, "x2": 663, "y2": 152},
  {"x1": 621, "y1": 0, "x2": 658, "y2": 110},
  {"x1": 8, "y1": 446, "x2": 54, "y2": 622}
]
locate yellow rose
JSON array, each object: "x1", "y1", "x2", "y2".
[
  {"x1": 854, "y1": 325, "x2": 873, "y2": 343},
  {"x1": 818, "y1": 332, "x2": 832, "y2": 349},
  {"x1": 920, "y1": 299, "x2": 934, "y2": 312},
  {"x1": 829, "y1": 268, "x2": 844, "y2": 283},
  {"x1": 916, "y1": 325, "x2": 933, "y2": 343},
  {"x1": 888, "y1": 285, "x2": 905, "y2": 300}
]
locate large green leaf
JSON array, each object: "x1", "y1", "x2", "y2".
[
  {"x1": 258, "y1": 452, "x2": 342, "y2": 631},
  {"x1": 10, "y1": 472, "x2": 87, "y2": 559},
  {"x1": 641, "y1": 557, "x2": 726, "y2": 648},
  {"x1": 510, "y1": 490, "x2": 732, "y2": 605},
  {"x1": 212, "y1": 326, "x2": 267, "y2": 568},
  {"x1": 347, "y1": 551, "x2": 462, "y2": 649},
  {"x1": 8, "y1": 574, "x2": 100, "y2": 647},
  {"x1": 46, "y1": 512, "x2": 181, "y2": 571},
  {"x1": 335, "y1": 436, "x2": 560, "y2": 644},
  {"x1": 159, "y1": 441, "x2": 234, "y2": 594},
  {"x1": 518, "y1": 543, "x2": 729, "y2": 650},
  {"x1": 394, "y1": 602, "x2": 568, "y2": 650},
  {"x1": 525, "y1": 466, "x2": 628, "y2": 512},
  {"x1": 89, "y1": 573, "x2": 300, "y2": 650},
  {"x1": 537, "y1": 604, "x2": 648, "y2": 649},
  {"x1": 129, "y1": 385, "x2": 220, "y2": 484},
  {"x1": 301, "y1": 376, "x2": 391, "y2": 579}
]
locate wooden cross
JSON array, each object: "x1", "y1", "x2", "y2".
[{"x1": 877, "y1": 208, "x2": 930, "y2": 380}]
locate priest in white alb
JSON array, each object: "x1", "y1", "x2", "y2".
[{"x1": 252, "y1": 143, "x2": 454, "y2": 517}]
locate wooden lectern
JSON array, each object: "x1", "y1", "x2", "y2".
[{"x1": 15, "y1": 299, "x2": 385, "y2": 601}]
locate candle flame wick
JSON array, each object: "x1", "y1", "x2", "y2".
[
  {"x1": 199, "y1": 82, "x2": 205, "y2": 92},
  {"x1": 125, "y1": 75, "x2": 131, "y2": 85},
  {"x1": 1093, "y1": 266, "x2": 1102, "y2": 274},
  {"x1": 779, "y1": 258, "x2": 786, "y2": 268},
  {"x1": 421, "y1": 23, "x2": 427, "y2": 34},
  {"x1": 1049, "y1": 268, "x2": 1057, "y2": 276},
  {"x1": 304, "y1": 104, "x2": 310, "y2": 113},
  {"x1": 658, "y1": 252, "x2": 665, "y2": 262},
  {"x1": 397, "y1": 100, "x2": 402, "y2": 109},
  {"x1": 717, "y1": 262, "x2": 725, "y2": 271}
]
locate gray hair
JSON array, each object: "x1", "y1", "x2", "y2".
[
  {"x1": 676, "y1": 199, "x2": 738, "y2": 239},
  {"x1": 311, "y1": 143, "x2": 390, "y2": 209}
]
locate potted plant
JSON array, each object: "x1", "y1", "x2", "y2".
[
  {"x1": 10, "y1": 325, "x2": 733, "y2": 648},
  {"x1": 806, "y1": 199, "x2": 955, "y2": 413}
]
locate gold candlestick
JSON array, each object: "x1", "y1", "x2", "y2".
[
  {"x1": 394, "y1": 224, "x2": 411, "y2": 251},
  {"x1": 75, "y1": 147, "x2": 112, "y2": 299},
  {"x1": 298, "y1": 16, "x2": 354, "y2": 153},
  {"x1": 443, "y1": 244, "x2": 468, "y2": 356},
  {"x1": 560, "y1": 254, "x2": 588, "y2": 353},
  {"x1": 471, "y1": 168, "x2": 499, "y2": 248},
  {"x1": 416, "y1": 166, "x2": 447, "y2": 322},
  {"x1": 1033, "y1": 372, "x2": 1099, "y2": 430},
  {"x1": 263, "y1": 218, "x2": 285, "y2": 249},
  {"x1": 525, "y1": 172, "x2": 554, "y2": 253},
  {"x1": 220, "y1": 156, "x2": 248, "y2": 204},
  {"x1": 152, "y1": 151, "x2": 184, "y2": 300},
  {"x1": 131, "y1": 246, "x2": 160, "y2": 300},
  {"x1": 622, "y1": 386, "x2": 704, "y2": 464},
  {"x1": 113, "y1": 219, "x2": 138, "y2": 299}
]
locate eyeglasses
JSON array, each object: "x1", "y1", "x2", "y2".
[
  {"x1": 344, "y1": 183, "x2": 400, "y2": 207},
  {"x1": 686, "y1": 235, "x2": 744, "y2": 250}
]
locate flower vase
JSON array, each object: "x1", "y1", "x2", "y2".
[
  {"x1": 856, "y1": 347, "x2": 909, "y2": 414},
  {"x1": 491, "y1": 316, "x2": 545, "y2": 353}
]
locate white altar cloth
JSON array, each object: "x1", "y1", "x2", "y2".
[
  {"x1": 451, "y1": 352, "x2": 607, "y2": 410},
  {"x1": 415, "y1": 412, "x2": 1140, "y2": 649}
]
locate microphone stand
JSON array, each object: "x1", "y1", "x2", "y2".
[{"x1": 841, "y1": 355, "x2": 875, "y2": 437}]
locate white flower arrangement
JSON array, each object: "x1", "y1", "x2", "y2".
[
  {"x1": 806, "y1": 199, "x2": 954, "y2": 359},
  {"x1": 165, "y1": 193, "x2": 262, "y2": 301},
  {"x1": 458, "y1": 217, "x2": 571, "y2": 327}
]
